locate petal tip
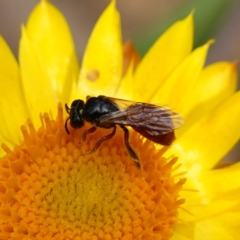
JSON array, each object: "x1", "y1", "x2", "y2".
[
  {"x1": 106, "y1": 0, "x2": 119, "y2": 18},
  {"x1": 182, "y1": 10, "x2": 194, "y2": 26},
  {"x1": 200, "y1": 39, "x2": 214, "y2": 52},
  {"x1": 207, "y1": 39, "x2": 215, "y2": 45},
  {"x1": 110, "y1": 0, "x2": 116, "y2": 5},
  {"x1": 187, "y1": 10, "x2": 195, "y2": 20}
]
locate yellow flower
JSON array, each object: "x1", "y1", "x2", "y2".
[{"x1": 0, "y1": 0, "x2": 239, "y2": 239}]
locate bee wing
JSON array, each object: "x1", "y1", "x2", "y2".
[
  {"x1": 97, "y1": 95, "x2": 139, "y2": 109},
  {"x1": 99, "y1": 102, "x2": 184, "y2": 135}
]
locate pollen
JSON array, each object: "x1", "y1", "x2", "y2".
[{"x1": 0, "y1": 104, "x2": 186, "y2": 240}]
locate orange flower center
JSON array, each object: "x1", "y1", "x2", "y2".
[{"x1": 0, "y1": 104, "x2": 186, "y2": 240}]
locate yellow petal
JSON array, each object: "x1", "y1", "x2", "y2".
[
  {"x1": 73, "y1": 0, "x2": 122, "y2": 100},
  {"x1": 122, "y1": 41, "x2": 140, "y2": 77},
  {"x1": 201, "y1": 162, "x2": 240, "y2": 198},
  {"x1": 172, "y1": 91, "x2": 240, "y2": 171},
  {"x1": 178, "y1": 164, "x2": 240, "y2": 223},
  {"x1": 172, "y1": 232, "x2": 192, "y2": 240},
  {"x1": 175, "y1": 208, "x2": 240, "y2": 240},
  {"x1": 133, "y1": 13, "x2": 193, "y2": 102},
  {"x1": 195, "y1": 206, "x2": 240, "y2": 240},
  {"x1": 19, "y1": 26, "x2": 57, "y2": 124},
  {"x1": 0, "y1": 36, "x2": 28, "y2": 146},
  {"x1": 193, "y1": 209, "x2": 240, "y2": 240},
  {"x1": 26, "y1": 0, "x2": 79, "y2": 102},
  {"x1": 151, "y1": 41, "x2": 212, "y2": 112},
  {"x1": 178, "y1": 62, "x2": 237, "y2": 135},
  {"x1": 115, "y1": 61, "x2": 134, "y2": 99}
]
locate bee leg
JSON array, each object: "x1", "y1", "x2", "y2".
[
  {"x1": 64, "y1": 117, "x2": 71, "y2": 134},
  {"x1": 88, "y1": 125, "x2": 116, "y2": 153},
  {"x1": 82, "y1": 126, "x2": 97, "y2": 141},
  {"x1": 119, "y1": 125, "x2": 140, "y2": 168}
]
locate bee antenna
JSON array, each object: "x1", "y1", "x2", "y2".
[
  {"x1": 65, "y1": 117, "x2": 70, "y2": 134},
  {"x1": 65, "y1": 103, "x2": 71, "y2": 114}
]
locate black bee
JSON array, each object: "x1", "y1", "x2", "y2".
[{"x1": 65, "y1": 95, "x2": 183, "y2": 168}]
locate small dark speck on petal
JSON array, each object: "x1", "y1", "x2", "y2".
[{"x1": 86, "y1": 69, "x2": 100, "y2": 82}]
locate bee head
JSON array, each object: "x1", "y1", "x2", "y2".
[{"x1": 65, "y1": 99, "x2": 85, "y2": 134}]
